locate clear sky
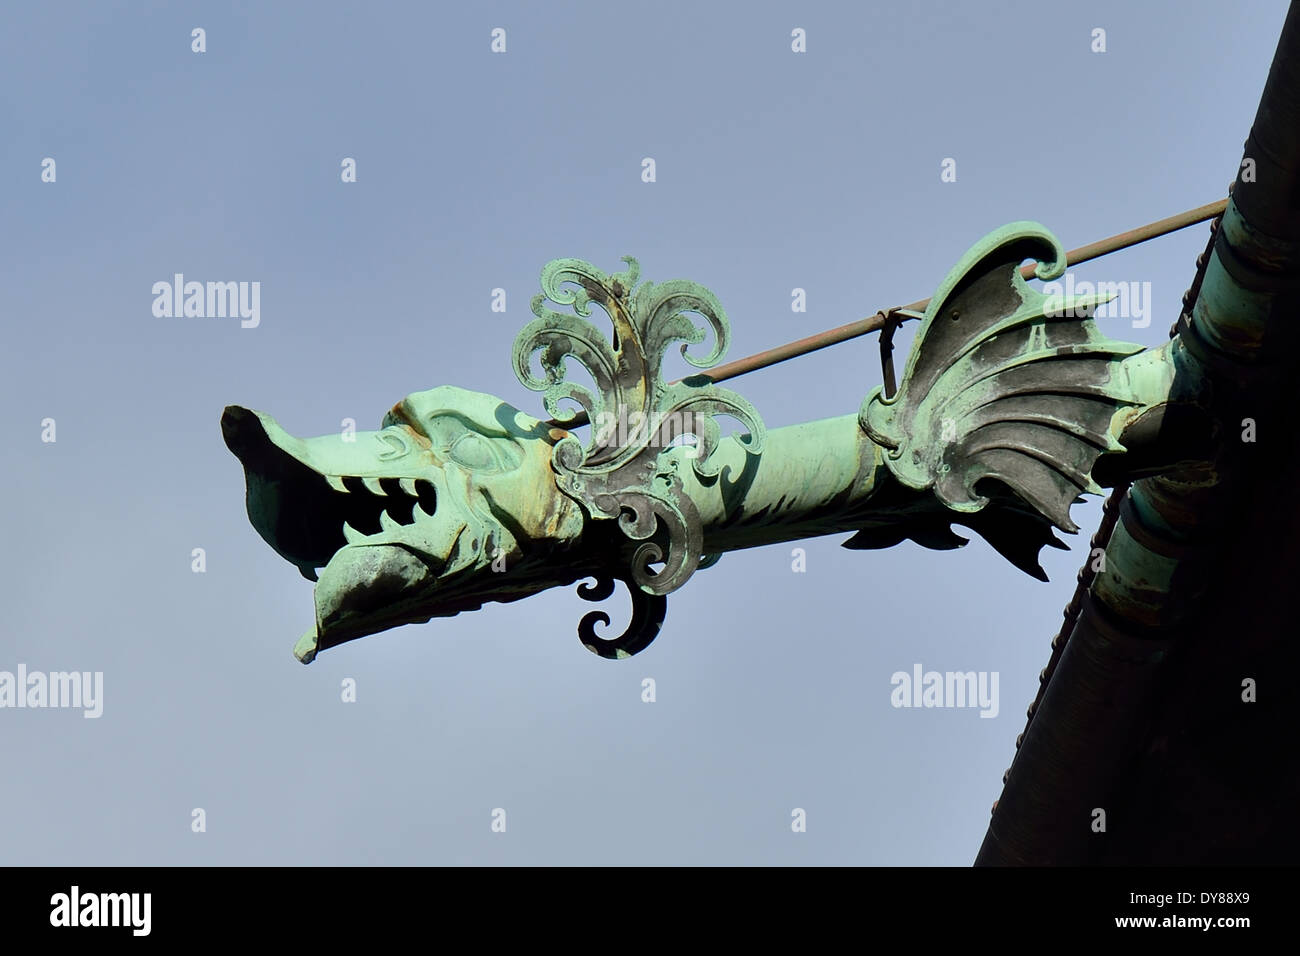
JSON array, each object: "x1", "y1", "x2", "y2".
[{"x1": 1, "y1": 0, "x2": 1288, "y2": 864}]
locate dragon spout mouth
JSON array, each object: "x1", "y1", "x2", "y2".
[
  {"x1": 221, "y1": 387, "x2": 587, "y2": 662},
  {"x1": 220, "y1": 404, "x2": 451, "y2": 580}
]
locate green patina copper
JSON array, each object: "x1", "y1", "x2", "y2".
[{"x1": 223, "y1": 222, "x2": 1200, "y2": 663}]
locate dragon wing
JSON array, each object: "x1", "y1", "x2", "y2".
[{"x1": 855, "y1": 222, "x2": 1144, "y2": 578}]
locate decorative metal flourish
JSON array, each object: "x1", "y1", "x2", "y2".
[
  {"x1": 513, "y1": 256, "x2": 765, "y2": 597},
  {"x1": 858, "y1": 222, "x2": 1144, "y2": 577},
  {"x1": 224, "y1": 229, "x2": 1185, "y2": 666},
  {"x1": 575, "y1": 575, "x2": 667, "y2": 659}
]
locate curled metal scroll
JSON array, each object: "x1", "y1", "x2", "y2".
[
  {"x1": 514, "y1": 256, "x2": 764, "y2": 597},
  {"x1": 575, "y1": 575, "x2": 667, "y2": 659},
  {"x1": 513, "y1": 256, "x2": 763, "y2": 657}
]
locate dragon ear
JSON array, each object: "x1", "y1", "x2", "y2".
[{"x1": 860, "y1": 222, "x2": 1143, "y2": 569}]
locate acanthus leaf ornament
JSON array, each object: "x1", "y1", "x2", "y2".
[{"x1": 513, "y1": 256, "x2": 766, "y2": 599}]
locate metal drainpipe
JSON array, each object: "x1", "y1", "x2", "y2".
[{"x1": 976, "y1": 0, "x2": 1300, "y2": 865}]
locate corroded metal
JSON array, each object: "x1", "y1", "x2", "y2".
[
  {"x1": 224, "y1": 223, "x2": 1190, "y2": 663},
  {"x1": 513, "y1": 255, "x2": 766, "y2": 600},
  {"x1": 1017, "y1": 204, "x2": 1227, "y2": 757},
  {"x1": 221, "y1": 388, "x2": 592, "y2": 662},
  {"x1": 861, "y1": 223, "x2": 1142, "y2": 550},
  {"x1": 978, "y1": 0, "x2": 1300, "y2": 866}
]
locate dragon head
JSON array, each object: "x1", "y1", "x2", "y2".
[
  {"x1": 221, "y1": 385, "x2": 587, "y2": 662},
  {"x1": 224, "y1": 255, "x2": 767, "y2": 663}
]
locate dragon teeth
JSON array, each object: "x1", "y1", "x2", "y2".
[
  {"x1": 399, "y1": 478, "x2": 419, "y2": 497},
  {"x1": 325, "y1": 475, "x2": 349, "y2": 493},
  {"x1": 342, "y1": 522, "x2": 368, "y2": 544},
  {"x1": 379, "y1": 510, "x2": 401, "y2": 533},
  {"x1": 413, "y1": 502, "x2": 435, "y2": 523},
  {"x1": 362, "y1": 478, "x2": 387, "y2": 496}
]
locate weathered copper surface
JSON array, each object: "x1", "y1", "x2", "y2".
[
  {"x1": 979, "y1": 0, "x2": 1300, "y2": 865},
  {"x1": 224, "y1": 223, "x2": 1198, "y2": 664}
]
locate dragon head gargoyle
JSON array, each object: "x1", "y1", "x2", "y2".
[
  {"x1": 222, "y1": 385, "x2": 588, "y2": 662},
  {"x1": 225, "y1": 233, "x2": 1178, "y2": 665}
]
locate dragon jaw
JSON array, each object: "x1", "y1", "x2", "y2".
[{"x1": 221, "y1": 386, "x2": 587, "y2": 661}]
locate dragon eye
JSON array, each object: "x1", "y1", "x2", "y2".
[
  {"x1": 420, "y1": 415, "x2": 525, "y2": 473},
  {"x1": 447, "y1": 431, "x2": 499, "y2": 471}
]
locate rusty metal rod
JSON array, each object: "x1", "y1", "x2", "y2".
[{"x1": 550, "y1": 198, "x2": 1228, "y2": 428}]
